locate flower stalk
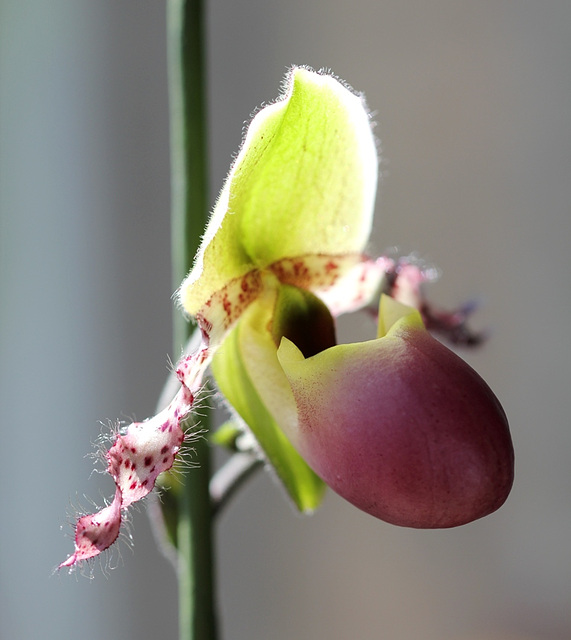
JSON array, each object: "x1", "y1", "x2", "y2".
[{"x1": 167, "y1": 0, "x2": 217, "y2": 638}]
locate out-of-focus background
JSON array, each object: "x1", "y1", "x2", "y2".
[{"x1": 1, "y1": 1, "x2": 570, "y2": 639}]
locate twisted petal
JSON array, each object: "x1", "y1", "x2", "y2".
[{"x1": 59, "y1": 346, "x2": 211, "y2": 569}]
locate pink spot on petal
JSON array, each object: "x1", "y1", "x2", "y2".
[{"x1": 60, "y1": 342, "x2": 213, "y2": 569}]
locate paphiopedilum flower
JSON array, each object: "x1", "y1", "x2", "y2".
[{"x1": 60, "y1": 67, "x2": 513, "y2": 569}]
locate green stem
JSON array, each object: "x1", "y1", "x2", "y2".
[
  {"x1": 168, "y1": 0, "x2": 209, "y2": 307},
  {"x1": 167, "y1": 1, "x2": 217, "y2": 639}
]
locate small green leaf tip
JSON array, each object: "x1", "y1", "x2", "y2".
[{"x1": 179, "y1": 66, "x2": 377, "y2": 343}]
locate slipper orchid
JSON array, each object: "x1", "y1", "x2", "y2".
[{"x1": 60, "y1": 67, "x2": 513, "y2": 570}]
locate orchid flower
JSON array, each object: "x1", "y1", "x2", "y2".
[{"x1": 60, "y1": 67, "x2": 513, "y2": 570}]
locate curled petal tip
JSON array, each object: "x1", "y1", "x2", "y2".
[{"x1": 59, "y1": 488, "x2": 122, "y2": 570}]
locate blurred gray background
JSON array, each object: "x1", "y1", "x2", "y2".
[{"x1": 1, "y1": 1, "x2": 570, "y2": 639}]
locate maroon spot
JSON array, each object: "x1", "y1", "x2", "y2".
[
  {"x1": 160, "y1": 446, "x2": 168, "y2": 454},
  {"x1": 124, "y1": 460, "x2": 130, "y2": 469},
  {"x1": 130, "y1": 447, "x2": 137, "y2": 454},
  {"x1": 162, "y1": 457, "x2": 169, "y2": 464},
  {"x1": 141, "y1": 479, "x2": 148, "y2": 487},
  {"x1": 129, "y1": 481, "x2": 137, "y2": 490},
  {"x1": 144, "y1": 456, "x2": 153, "y2": 467},
  {"x1": 149, "y1": 466, "x2": 156, "y2": 474},
  {"x1": 325, "y1": 260, "x2": 338, "y2": 273}
]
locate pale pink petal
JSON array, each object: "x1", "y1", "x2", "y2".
[
  {"x1": 59, "y1": 488, "x2": 122, "y2": 568},
  {"x1": 316, "y1": 256, "x2": 394, "y2": 316},
  {"x1": 59, "y1": 345, "x2": 212, "y2": 570},
  {"x1": 106, "y1": 403, "x2": 187, "y2": 509},
  {"x1": 192, "y1": 271, "x2": 265, "y2": 345}
]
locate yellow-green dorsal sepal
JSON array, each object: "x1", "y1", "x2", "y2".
[{"x1": 179, "y1": 67, "x2": 377, "y2": 327}]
